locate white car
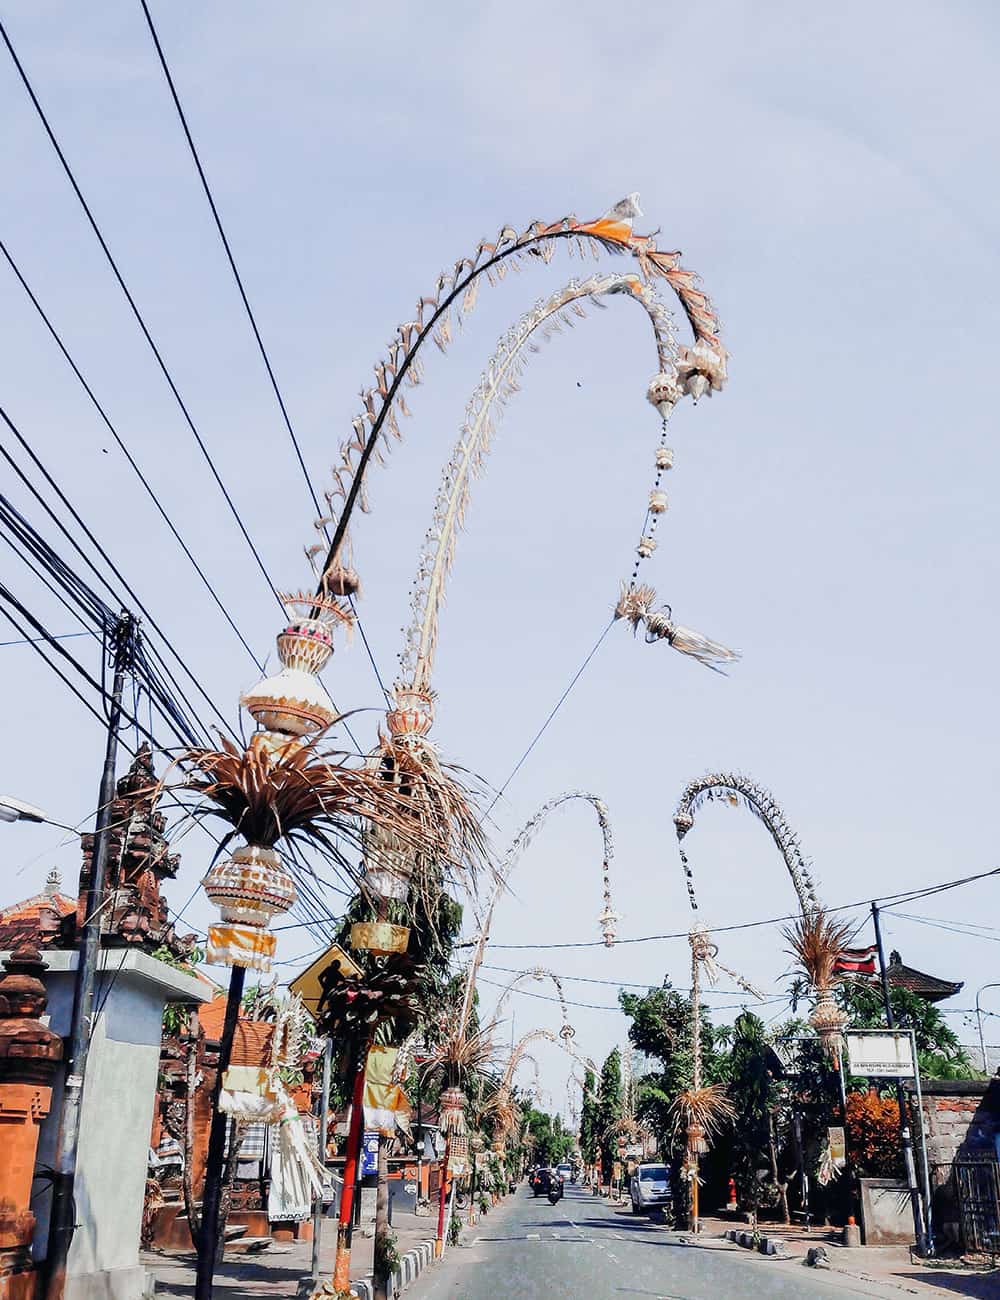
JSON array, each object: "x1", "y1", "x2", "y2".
[{"x1": 629, "y1": 1162, "x2": 672, "y2": 1214}]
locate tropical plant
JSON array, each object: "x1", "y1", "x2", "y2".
[
  {"x1": 845, "y1": 1091, "x2": 903, "y2": 1178},
  {"x1": 726, "y1": 1012, "x2": 787, "y2": 1221},
  {"x1": 835, "y1": 981, "x2": 978, "y2": 1079},
  {"x1": 595, "y1": 1048, "x2": 623, "y2": 1177},
  {"x1": 579, "y1": 1068, "x2": 599, "y2": 1165}
]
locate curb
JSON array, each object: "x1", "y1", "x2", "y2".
[
  {"x1": 724, "y1": 1228, "x2": 790, "y2": 1258},
  {"x1": 350, "y1": 1237, "x2": 436, "y2": 1300}
]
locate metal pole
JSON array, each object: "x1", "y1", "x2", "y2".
[
  {"x1": 311, "y1": 1037, "x2": 333, "y2": 1281},
  {"x1": 415, "y1": 1068, "x2": 423, "y2": 1204},
  {"x1": 975, "y1": 983, "x2": 1000, "y2": 1075},
  {"x1": 45, "y1": 613, "x2": 133, "y2": 1300},
  {"x1": 910, "y1": 1028, "x2": 935, "y2": 1257},
  {"x1": 195, "y1": 963, "x2": 247, "y2": 1300},
  {"x1": 871, "y1": 902, "x2": 927, "y2": 1256}
]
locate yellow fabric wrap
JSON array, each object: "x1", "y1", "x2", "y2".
[
  {"x1": 207, "y1": 923, "x2": 276, "y2": 972},
  {"x1": 362, "y1": 1045, "x2": 412, "y2": 1137}
]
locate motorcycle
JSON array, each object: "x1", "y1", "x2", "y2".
[{"x1": 547, "y1": 1180, "x2": 564, "y2": 1205}]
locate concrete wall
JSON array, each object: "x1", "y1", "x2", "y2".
[
  {"x1": 909, "y1": 1078, "x2": 1000, "y2": 1250},
  {"x1": 8, "y1": 948, "x2": 209, "y2": 1300},
  {"x1": 859, "y1": 1178, "x2": 914, "y2": 1245}
]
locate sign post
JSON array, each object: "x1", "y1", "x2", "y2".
[{"x1": 846, "y1": 1028, "x2": 932, "y2": 1255}]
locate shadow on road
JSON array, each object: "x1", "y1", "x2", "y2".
[{"x1": 898, "y1": 1270, "x2": 1000, "y2": 1297}]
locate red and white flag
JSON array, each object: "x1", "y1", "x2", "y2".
[{"x1": 834, "y1": 946, "x2": 878, "y2": 976}]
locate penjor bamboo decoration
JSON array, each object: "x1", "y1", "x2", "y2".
[
  {"x1": 306, "y1": 194, "x2": 727, "y2": 588},
  {"x1": 458, "y1": 791, "x2": 618, "y2": 1037}
]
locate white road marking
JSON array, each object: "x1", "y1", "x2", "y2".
[{"x1": 526, "y1": 1232, "x2": 540, "y2": 1239}]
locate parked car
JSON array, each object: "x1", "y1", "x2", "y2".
[
  {"x1": 556, "y1": 1162, "x2": 574, "y2": 1184},
  {"x1": 629, "y1": 1162, "x2": 672, "y2": 1214}
]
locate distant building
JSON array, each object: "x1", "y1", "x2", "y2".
[{"x1": 885, "y1": 950, "x2": 962, "y2": 1004}]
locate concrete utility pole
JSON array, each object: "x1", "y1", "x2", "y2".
[
  {"x1": 870, "y1": 902, "x2": 928, "y2": 1257},
  {"x1": 975, "y1": 983, "x2": 1000, "y2": 1075},
  {"x1": 45, "y1": 612, "x2": 134, "y2": 1300}
]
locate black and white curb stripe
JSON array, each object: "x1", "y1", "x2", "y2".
[
  {"x1": 348, "y1": 1239, "x2": 436, "y2": 1300},
  {"x1": 724, "y1": 1228, "x2": 790, "y2": 1257}
]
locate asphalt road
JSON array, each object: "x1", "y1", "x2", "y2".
[{"x1": 404, "y1": 1183, "x2": 899, "y2": 1300}]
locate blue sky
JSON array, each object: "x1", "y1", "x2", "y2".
[{"x1": 2, "y1": 1, "x2": 999, "y2": 1112}]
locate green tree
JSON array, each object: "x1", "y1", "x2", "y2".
[
  {"x1": 579, "y1": 1068, "x2": 599, "y2": 1164},
  {"x1": 619, "y1": 981, "x2": 724, "y2": 1152},
  {"x1": 835, "y1": 982, "x2": 977, "y2": 1079},
  {"x1": 726, "y1": 1012, "x2": 787, "y2": 1222},
  {"x1": 595, "y1": 1048, "x2": 623, "y2": 1177},
  {"x1": 523, "y1": 1105, "x2": 574, "y2": 1166}
]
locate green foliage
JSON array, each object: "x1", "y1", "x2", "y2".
[
  {"x1": 835, "y1": 982, "x2": 978, "y2": 1079},
  {"x1": 726, "y1": 1012, "x2": 781, "y2": 1214},
  {"x1": 619, "y1": 981, "x2": 725, "y2": 1156},
  {"x1": 374, "y1": 1229, "x2": 400, "y2": 1278},
  {"x1": 596, "y1": 1048, "x2": 623, "y2": 1175},
  {"x1": 154, "y1": 945, "x2": 203, "y2": 1035},
  {"x1": 523, "y1": 1104, "x2": 574, "y2": 1167},
  {"x1": 579, "y1": 1068, "x2": 599, "y2": 1163},
  {"x1": 448, "y1": 1210, "x2": 462, "y2": 1246}
]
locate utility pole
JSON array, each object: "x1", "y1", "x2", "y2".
[
  {"x1": 311, "y1": 1037, "x2": 333, "y2": 1282},
  {"x1": 45, "y1": 612, "x2": 134, "y2": 1300},
  {"x1": 194, "y1": 963, "x2": 247, "y2": 1300},
  {"x1": 871, "y1": 902, "x2": 928, "y2": 1256}
]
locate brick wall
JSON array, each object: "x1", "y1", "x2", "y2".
[{"x1": 909, "y1": 1078, "x2": 1000, "y2": 1248}]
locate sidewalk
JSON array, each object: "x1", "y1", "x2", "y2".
[
  {"x1": 696, "y1": 1214, "x2": 1000, "y2": 1297},
  {"x1": 143, "y1": 1204, "x2": 444, "y2": 1299}
]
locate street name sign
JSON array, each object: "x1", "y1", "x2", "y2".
[{"x1": 846, "y1": 1030, "x2": 916, "y2": 1078}]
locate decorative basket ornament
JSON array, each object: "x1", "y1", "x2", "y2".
[
  {"x1": 810, "y1": 994, "x2": 849, "y2": 1058},
  {"x1": 559, "y1": 1023, "x2": 576, "y2": 1041},
  {"x1": 637, "y1": 536, "x2": 658, "y2": 560},
  {"x1": 349, "y1": 920, "x2": 410, "y2": 956},
  {"x1": 439, "y1": 1087, "x2": 468, "y2": 1136},
  {"x1": 202, "y1": 844, "x2": 296, "y2": 973},
  {"x1": 676, "y1": 340, "x2": 727, "y2": 403},
  {"x1": 646, "y1": 370, "x2": 682, "y2": 418},
  {"x1": 598, "y1": 902, "x2": 621, "y2": 947},
  {"x1": 241, "y1": 593, "x2": 351, "y2": 738},
  {"x1": 686, "y1": 1121, "x2": 708, "y2": 1156},
  {"x1": 655, "y1": 446, "x2": 674, "y2": 471},
  {"x1": 648, "y1": 490, "x2": 668, "y2": 514},
  {"x1": 385, "y1": 687, "x2": 434, "y2": 742}
]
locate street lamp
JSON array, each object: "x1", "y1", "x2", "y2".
[
  {"x1": 975, "y1": 983, "x2": 1000, "y2": 1075},
  {"x1": 0, "y1": 794, "x2": 47, "y2": 823}
]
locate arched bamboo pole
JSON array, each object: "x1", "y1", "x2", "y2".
[
  {"x1": 673, "y1": 772, "x2": 820, "y2": 916},
  {"x1": 307, "y1": 195, "x2": 726, "y2": 587},
  {"x1": 458, "y1": 791, "x2": 616, "y2": 1036},
  {"x1": 397, "y1": 272, "x2": 677, "y2": 697},
  {"x1": 493, "y1": 966, "x2": 575, "y2": 1040}
]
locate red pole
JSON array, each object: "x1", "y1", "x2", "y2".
[
  {"x1": 434, "y1": 1135, "x2": 451, "y2": 1258},
  {"x1": 333, "y1": 1044, "x2": 369, "y2": 1295}
]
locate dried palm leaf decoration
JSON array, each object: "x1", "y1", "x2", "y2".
[{"x1": 307, "y1": 194, "x2": 727, "y2": 587}]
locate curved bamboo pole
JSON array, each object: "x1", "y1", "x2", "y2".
[
  {"x1": 308, "y1": 195, "x2": 726, "y2": 586},
  {"x1": 458, "y1": 792, "x2": 616, "y2": 1036},
  {"x1": 673, "y1": 772, "x2": 820, "y2": 916},
  {"x1": 397, "y1": 272, "x2": 677, "y2": 695},
  {"x1": 493, "y1": 966, "x2": 575, "y2": 1039}
]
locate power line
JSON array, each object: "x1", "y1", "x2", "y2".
[
  {"x1": 0, "y1": 15, "x2": 281, "y2": 605},
  {"x1": 0, "y1": 630, "x2": 90, "y2": 648},
  {"x1": 1, "y1": 416, "x2": 238, "y2": 739},
  {"x1": 883, "y1": 910, "x2": 1000, "y2": 945},
  {"x1": 484, "y1": 618, "x2": 614, "y2": 819},
  {"x1": 470, "y1": 866, "x2": 1000, "y2": 951},
  {"x1": 136, "y1": 0, "x2": 321, "y2": 525},
  {"x1": 134, "y1": 6, "x2": 392, "y2": 706},
  {"x1": 0, "y1": 237, "x2": 263, "y2": 668}
]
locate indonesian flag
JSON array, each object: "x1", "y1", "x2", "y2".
[{"x1": 834, "y1": 946, "x2": 878, "y2": 976}]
